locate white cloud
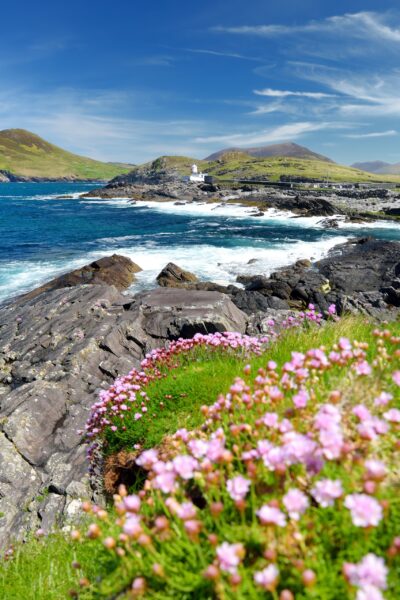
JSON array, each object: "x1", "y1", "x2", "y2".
[
  {"x1": 254, "y1": 88, "x2": 334, "y2": 99},
  {"x1": 213, "y1": 12, "x2": 400, "y2": 43},
  {"x1": 186, "y1": 48, "x2": 261, "y2": 61},
  {"x1": 344, "y1": 130, "x2": 397, "y2": 139},
  {"x1": 195, "y1": 121, "x2": 332, "y2": 145}
]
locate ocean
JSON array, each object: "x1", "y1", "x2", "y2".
[{"x1": 1, "y1": 181, "x2": 400, "y2": 303}]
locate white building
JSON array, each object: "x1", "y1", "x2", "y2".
[{"x1": 189, "y1": 163, "x2": 207, "y2": 183}]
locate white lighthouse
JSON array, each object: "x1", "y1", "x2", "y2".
[{"x1": 189, "y1": 163, "x2": 207, "y2": 183}]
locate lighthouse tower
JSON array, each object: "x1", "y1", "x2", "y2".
[{"x1": 189, "y1": 163, "x2": 207, "y2": 182}]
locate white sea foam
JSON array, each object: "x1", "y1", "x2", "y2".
[{"x1": 86, "y1": 234, "x2": 350, "y2": 292}]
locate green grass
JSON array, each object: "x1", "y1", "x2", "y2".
[
  {"x1": 104, "y1": 316, "x2": 383, "y2": 455},
  {"x1": 0, "y1": 129, "x2": 131, "y2": 180},
  {"x1": 0, "y1": 531, "x2": 117, "y2": 600}
]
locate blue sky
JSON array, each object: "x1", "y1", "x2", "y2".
[{"x1": 1, "y1": 0, "x2": 400, "y2": 164}]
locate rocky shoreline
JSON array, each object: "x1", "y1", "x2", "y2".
[
  {"x1": 1, "y1": 237, "x2": 400, "y2": 548},
  {"x1": 82, "y1": 178, "x2": 400, "y2": 224}
]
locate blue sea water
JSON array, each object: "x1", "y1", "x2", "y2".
[{"x1": 1, "y1": 181, "x2": 400, "y2": 303}]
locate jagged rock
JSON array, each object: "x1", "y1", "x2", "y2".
[
  {"x1": 20, "y1": 254, "x2": 142, "y2": 301},
  {"x1": 156, "y1": 262, "x2": 199, "y2": 288}
]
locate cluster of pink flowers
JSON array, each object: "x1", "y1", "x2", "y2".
[
  {"x1": 344, "y1": 553, "x2": 388, "y2": 599},
  {"x1": 69, "y1": 325, "x2": 400, "y2": 598},
  {"x1": 83, "y1": 330, "x2": 276, "y2": 462}
]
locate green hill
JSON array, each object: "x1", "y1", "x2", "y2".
[
  {"x1": 0, "y1": 129, "x2": 132, "y2": 181},
  {"x1": 116, "y1": 151, "x2": 400, "y2": 185}
]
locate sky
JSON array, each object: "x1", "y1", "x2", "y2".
[{"x1": 1, "y1": 0, "x2": 400, "y2": 165}]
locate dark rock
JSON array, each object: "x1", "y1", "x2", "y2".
[
  {"x1": 20, "y1": 254, "x2": 142, "y2": 301},
  {"x1": 156, "y1": 262, "x2": 199, "y2": 288},
  {"x1": 316, "y1": 238, "x2": 400, "y2": 295}
]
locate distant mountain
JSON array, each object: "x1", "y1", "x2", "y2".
[
  {"x1": 205, "y1": 142, "x2": 334, "y2": 163},
  {"x1": 351, "y1": 160, "x2": 400, "y2": 176},
  {"x1": 0, "y1": 129, "x2": 131, "y2": 181},
  {"x1": 351, "y1": 161, "x2": 392, "y2": 174}
]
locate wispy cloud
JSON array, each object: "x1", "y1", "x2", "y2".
[
  {"x1": 213, "y1": 12, "x2": 400, "y2": 43},
  {"x1": 344, "y1": 130, "x2": 398, "y2": 139},
  {"x1": 186, "y1": 48, "x2": 262, "y2": 61},
  {"x1": 195, "y1": 121, "x2": 332, "y2": 146},
  {"x1": 254, "y1": 88, "x2": 334, "y2": 99}
]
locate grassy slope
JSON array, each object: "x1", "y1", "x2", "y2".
[
  {"x1": 126, "y1": 152, "x2": 400, "y2": 184},
  {"x1": 1, "y1": 316, "x2": 399, "y2": 600},
  {"x1": 0, "y1": 129, "x2": 131, "y2": 180}
]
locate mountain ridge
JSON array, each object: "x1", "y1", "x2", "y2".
[
  {"x1": 351, "y1": 160, "x2": 400, "y2": 175},
  {"x1": 205, "y1": 142, "x2": 334, "y2": 163}
]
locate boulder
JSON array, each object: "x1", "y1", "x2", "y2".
[
  {"x1": 133, "y1": 288, "x2": 247, "y2": 339},
  {"x1": 156, "y1": 262, "x2": 199, "y2": 288},
  {"x1": 20, "y1": 254, "x2": 142, "y2": 301}
]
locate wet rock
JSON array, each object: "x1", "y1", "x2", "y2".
[{"x1": 156, "y1": 262, "x2": 199, "y2": 288}]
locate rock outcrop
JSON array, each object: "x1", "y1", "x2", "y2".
[
  {"x1": 19, "y1": 254, "x2": 142, "y2": 302},
  {"x1": 235, "y1": 239, "x2": 400, "y2": 320},
  {"x1": 156, "y1": 262, "x2": 199, "y2": 288},
  {"x1": 0, "y1": 276, "x2": 247, "y2": 548}
]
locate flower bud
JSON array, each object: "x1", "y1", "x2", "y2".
[{"x1": 302, "y1": 569, "x2": 316, "y2": 587}]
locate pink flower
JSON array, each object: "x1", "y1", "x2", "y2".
[
  {"x1": 282, "y1": 488, "x2": 309, "y2": 520},
  {"x1": 293, "y1": 389, "x2": 309, "y2": 409},
  {"x1": 254, "y1": 564, "x2": 279, "y2": 590},
  {"x1": 136, "y1": 449, "x2": 158, "y2": 469},
  {"x1": 311, "y1": 479, "x2": 343, "y2": 507},
  {"x1": 263, "y1": 412, "x2": 279, "y2": 428},
  {"x1": 328, "y1": 304, "x2": 336, "y2": 315},
  {"x1": 374, "y1": 392, "x2": 392, "y2": 407},
  {"x1": 123, "y1": 515, "x2": 142, "y2": 538},
  {"x1": 392, "y1": 371, "x2": 400, "y2": 386},
  {"x1": 172, "y1": 455, "x2": 199, "y2": 480},
  {"x1": 364, "y1": 460, "x2": 387, "y2": 481},
  {"x1": 154, "y1": 472, "x2": 176, "y2": 494},
  {"x1": 216, "y1": 542, "x2": 244, "y2": 573},
  {"x1": 187, "y1": 439, "x2": 209, "y2": 458},
  {"x1": 383, "y1": 408, "x2": 400, "y2": 423},
  {"x1": 344, "y1": 494, "x2": 383, "y2": 528},
  {"x1": 355, "y1": 361, "x2": 372, "y2": 376},
  {"x1": 345, "y1": 553, "x2": 387, "y2": 590},
  {"x1": 123, "y1": 495, "x2": 141, "y2": 513},
  {"x1": 177, "y1": 502, "x2": 197, "y2": 520},
  {"x1": 257, "y1": 505, "x2": 287, "y2": 527},
  {"x1": 356, "y1": 586, "x2": 384, "y2": 600},
  {"x1": 226, "y1": 475, "x2": 251, "y2": 502}
]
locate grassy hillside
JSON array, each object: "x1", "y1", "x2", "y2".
[
  {"x1": 0, "y1": 129, "x2": 131, "y2": 180},
  {"x1": 120, "y1": 152, "x2": 400, "y2": 185},
  {"x1": 1, "y1": 315, "x2": 400, "y2": 599},
  {"x1": 206, "y1": 152, "x2": 400, "y2": 184}
]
